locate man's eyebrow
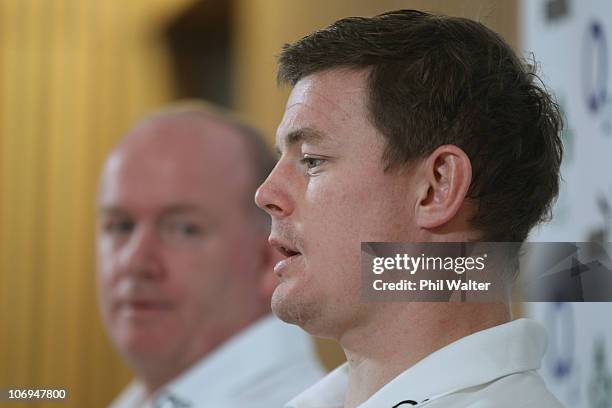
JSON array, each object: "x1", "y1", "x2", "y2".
[
  {"x1": 276, "y1": 128, "x2": 326, "y2": 154},
  {"x1": 98, "y1": 204, "x2": 206, "y2": 216},
  {"x1": 160, "y1": 204, "x2": 205, "y2": 216},
  {"x1": 98, "y1": 206, "x2": 126, "y2": 216}
]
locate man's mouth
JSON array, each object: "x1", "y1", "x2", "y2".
[
  {"x1": 273, "y1": 254, "x2": 302, "y2": 275},
  {"x1": 278, "y1": 246, "x2": 301, "y2": 258},
  {"x1": 269, "y1": 237, "x2": 303, "y2": 276},
  {"x1": 117, "y1": 299, "x2": 173, "y2": 315}
]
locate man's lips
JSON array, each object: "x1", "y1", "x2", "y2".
[
  {"x1": 278, "y1": 245, "x2": 301, "y2": 257},
  {"x1": 273, "y1": 253, "x2": 303, "y2": 275},
  {"x1": 269, "y1": 237, "x2": 303, "y2": 276},
  {"x1": 116, "y1": 299, "x2": 173, "y2": 313},
  {"x1": 269, "y1": 237, "x2": 301, "y2": 256}
]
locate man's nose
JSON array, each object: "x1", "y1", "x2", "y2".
[
  {"x1": 119, "y1": 225, "x2": 163, "y2": 280},
  {"x1": 254, "y1": 162, "x2": 294, "y2": 219}
]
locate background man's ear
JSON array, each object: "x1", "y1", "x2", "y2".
[{"x1": 415, "y1": 145, "x2": 472, "y2": 229}]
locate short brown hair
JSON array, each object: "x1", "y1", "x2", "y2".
[{"x1": 278, "y1": 10, "x2": 563, "y2": 242}]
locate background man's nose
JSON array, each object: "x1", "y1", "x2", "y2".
[{"x1": 119, "y1": 225, "x2": 164, "y2": 280}]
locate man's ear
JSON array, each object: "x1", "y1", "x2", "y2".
[
  {"x1": 256, "y1": 233, "x2": 280, "y2": 301},
  {"x1": 415, "y1": 145, "x2": 472, "y2": 229}
]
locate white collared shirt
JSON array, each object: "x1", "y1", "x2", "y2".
[
  {"x1": 286, "y1": 318, "x2": 564, "y2": 408},
  {"x1": 110, "y1": 315, "x2": 326, "y2": 408}
]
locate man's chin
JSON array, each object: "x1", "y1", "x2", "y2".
[
  {"x1": 272, "y1": 283, "x2": 307, "y2": 326},
  {"x1": 113, "y1": 328, "x2": 172, "y2": 358}
]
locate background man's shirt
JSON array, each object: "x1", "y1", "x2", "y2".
[{"x1": 110, "y1": 315, "x2": 325, "y2": 408}]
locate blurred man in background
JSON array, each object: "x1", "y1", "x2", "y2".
[
  {"x1": 255, "y1": 10, "x2": 564, "y2": 408},
  {"x1": 97, "y1": 102, "x2": 324, "y2": 408}
]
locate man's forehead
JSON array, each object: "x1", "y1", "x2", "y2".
[
  {"x1": 112, "y1": 115, "x2": 252, "y2": 175},
  {"x1": 129, "y1": 114, "x2": 245, "y2": 154},
  {"x1": 99, "y1": 117, "x2": 254, "y2": 206},
  {"x1": 286, "y1": 69, "x2": 368, "y2": 115},
  {"x1": 276, "y1": 68, "x2": 370, "y2": 150}
]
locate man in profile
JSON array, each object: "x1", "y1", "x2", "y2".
[
  {"x1": 97, "y1": 103, "x2": 324, "y2": 407},
  {"x1": 255, "y1": 10, "x2": 564, "y2": 407}
]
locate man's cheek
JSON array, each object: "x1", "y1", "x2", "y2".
[{"x1": 309, "y1": 190, "x2": 360, "y2": 234}]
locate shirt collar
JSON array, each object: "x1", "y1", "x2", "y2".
[
  {"x1": 162, "y1": 314, "x2": 317, "y2": 404},
  {"x1": 287, "y1": 318, "x2": 547, "y2": 408},
  {"x1": 285, "y1": 364, "x2": 349, "y2": 408},
  {"x1": 113, "y1": 315, "x2": 316, "y2": 407}
]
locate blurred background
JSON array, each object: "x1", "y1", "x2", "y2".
[{"x1": 0, "y1": 0, "x2": 609, "y2": 407}]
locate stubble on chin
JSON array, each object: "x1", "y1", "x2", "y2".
[{"x1": 271, "y1": 283, "x2": 317, "y2": 329}]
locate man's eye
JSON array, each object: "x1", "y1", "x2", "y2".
[
  {"x1": 175, "y1": 223, "x2": 201, "y2": 236},
  {"x1": 163, "y1": 221, "x2": 203, "y2": 238},
  {"x1": 301, "y1": 155, "x2": 325, "y2": 170},
  {"x1": 104, "y1": 219, "x2": 134, "y2": 234}
]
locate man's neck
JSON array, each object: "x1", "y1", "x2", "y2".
[{"x1": 339, "y1": 302, "x2": 510, "y2": 408}]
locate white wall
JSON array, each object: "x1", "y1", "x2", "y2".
[{"x1": 521, "y1": 1, "x2": 612, "y2": 406}]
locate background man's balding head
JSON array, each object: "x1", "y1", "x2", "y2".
[{"x1": 96, "y1": 103, "x2": 279, "y2": 393}]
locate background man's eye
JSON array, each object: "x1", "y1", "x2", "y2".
[
  {"x1": 105, "y1": 220, "x2": 134, "y2": 234},
  {"x1": 175, "y1": 223, "x2": 201, "y2": 236},
  {"x1": 162, "y1": 221, "x2": 205, "y2": 241}
]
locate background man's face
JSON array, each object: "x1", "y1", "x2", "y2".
[
  {"x1": 97, "y1": 116, "x2": 266, "y2": 369},
  {"x1": 255, "y1": 69, "x2": 423, "y2": 338}
]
